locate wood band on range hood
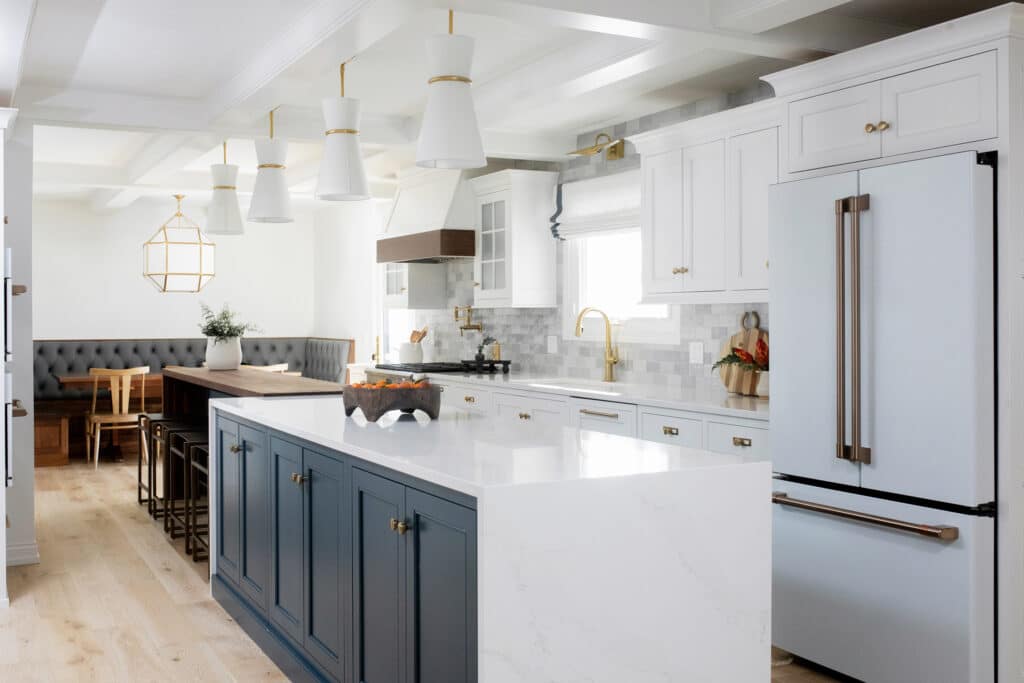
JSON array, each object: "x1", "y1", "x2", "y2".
[{"x1": 376, "y1": 229, "x2": 476, "y2": 264}]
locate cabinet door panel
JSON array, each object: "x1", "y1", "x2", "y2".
[
  {"x1": 641, "y1": 150, "x2": 685, "y2": 295},
  {"x1": 682, "y1": 139, "x2": 726, "y2": 292},
  {"x1": 239, "y1": 424, "x2": 271, "y2": 610},
  {"x1": 269, "y1": 437, "x2": 304, "y2": 645},
  {"x1": 880, "y1": 52, "x2": 996, "y2": 158},
  {"x1": 304, "y1": 449, "x2": 349, "y2": 681},
  {"x1": 406, "y1": 489, "x2": 477, "y2": 683},
  {"x1": 216, "y1": 418, "x2": 241, "y2": 585},
  {"x1": 788, "y1": 82, "x2": 881, "y2": 172},
  {"x1": 353, "y1": 469, "x2": 406, "y2": 683},
  {"x1": 726, "y1": 128, "x2": 777, "y2": 291}
]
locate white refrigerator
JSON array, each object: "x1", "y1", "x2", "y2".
[{"x1": 770, "y1": 151, "x2": 996, "y2": 682}]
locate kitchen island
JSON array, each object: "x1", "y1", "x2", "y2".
[{"x1": 208, "y1": 395, "x2": 771, "y2": 683}]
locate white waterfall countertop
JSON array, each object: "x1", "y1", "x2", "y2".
[{"x1": 210, "y1": 395, "x2": 772, "y2": 682}]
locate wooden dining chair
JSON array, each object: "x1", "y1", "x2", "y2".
[{"x1": 87, "y1": 367, "x2": 150, "y2": 469}]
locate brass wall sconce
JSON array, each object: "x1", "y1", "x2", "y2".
[{"x1": 569, "y1": 133, "x2": 625, "y2": 161}]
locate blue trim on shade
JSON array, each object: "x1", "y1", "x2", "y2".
[{"x1": 549, "y1": 183, "x2": 564, "y2": 240}]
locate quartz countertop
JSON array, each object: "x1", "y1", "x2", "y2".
[
  {"x1": 420, "y1": 370, "x2": 770, "y2": 420},
  {"x1": 211, "y1": 395, "x2": 767, "y2": 498}
]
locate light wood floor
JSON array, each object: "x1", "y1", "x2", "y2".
[{"x1": 4, "y1": 461, "x2": 839, "y2": 682}]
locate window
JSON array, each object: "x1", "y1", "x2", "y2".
[{"x1": 564, "y1": 229, "x2": 679, "y2": 344}]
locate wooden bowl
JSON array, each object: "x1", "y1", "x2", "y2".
[{"x1": 343, "y1": 383, "x2": 442, "y2": 422}]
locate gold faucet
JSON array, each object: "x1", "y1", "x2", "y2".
[
  {"x1": 454, "y1": 306, "x2": 483, "y2": 336},
  {"x1": 574, "y1": 307, "x2": 619, "y2": 382}
]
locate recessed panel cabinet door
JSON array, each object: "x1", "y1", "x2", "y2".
[
  {"x1": 269, "y1": 437, "x2": 304, "y2": 645},
  {"x1": 353, "y1": 469, "x2": 406, "y2": 683},
  {"x1": 641, "y1": 150, "x2": 684, "y2": 295},
  {"x1": 216, "y1": 418, "x2": 241, "y2": 586},
  {"x1": 788, "y1": 81, "x2": 882, "y2": 172},
  {"x1": 681, "y1": 139, "x2": 726, "y2": 292},
  {"x1": 405, "y1": 489, "x2": 478, "y2": 683},
  {"x1": 239, "y1": 424, "x2": 271, "y2": 611},
  {"x1": 726, "y1": 128, "x2": 777, "y2": 291},
  {"x1": 303, "y1": 448, "x2": 349, "y2": 681}
]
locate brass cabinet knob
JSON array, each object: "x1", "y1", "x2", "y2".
[
  {"x1": 229, "y1": 444, "x2": 241, "y2": 453},
  {"x1": 464, "y1": 395, "x2": 476, "y2": 403},
  {"x1": 396, "y1": 520, "x2": 410, "y2": 535},
  {"x1": 671, "y1": 266, "x2": 689, "y2": 275},
  {"x1": 291, "y1": 473, "x2": 307, "y2": 485},
  {"x1": 389, "y1": 518, "x2": 399, "y2": 531},
  {"x1": 877, "y1": 120, "x2": 890, "y2": 131},
  {"x1": 663, "y1": 426, "x2": 679, "y2": 436},
  {"x1": 733, "y1": 436, "x2": 753, "y2": 447},
  {"x1": 473, "y1": 281, "x2": 481, "y2": 287},
  {"x1": 864, "y1": 122, "x2": 877, "y2": 133},
  {"x1": 518, "y1": 412, "x2": 531, "y2": 420}
]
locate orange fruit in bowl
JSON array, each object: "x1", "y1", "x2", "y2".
[
  {"x1": 398, "y1": 381, "x2": 415, "y2": 389},
  {"x1": 386, "y1": 383, "x2": 401, "y2": 389}
]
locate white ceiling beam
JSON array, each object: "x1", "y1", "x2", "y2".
[
  {"x1": 712, "y1": 0, "x2": 854, "y2": 33},
  {"x1": 0, "y1": 0, "x2": 37, "y2": 107}
]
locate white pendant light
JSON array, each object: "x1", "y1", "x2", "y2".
[
  {"x1": 317, "y1": 62, "x2": 370, "y2": 201},
  {"x1": 143, "y1": 194, "x2": 215, "y2": 293},
  {"x1": 248, "y1": 109, "x2": 293, "y2": 223},
  {"x1": 415, "y1": 10, "x2": 486, "y2": 169},
  {"x1": 207, "y1": 141, "x2": 244, "y2": 234}
]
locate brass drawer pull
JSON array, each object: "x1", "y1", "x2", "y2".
[
  {"x1": 229, "y1": 444, "x2": 241, "y2": 453},
  {"x1": 580, "y1": 409, "x2": 618, "y2": 419},
  {"x1": 772, "y1": 492, "x2": 958, "y2": 541},
  {"x1": 518, "y1": 412, "x2": 531, "y2": 420},
  {"x1": 463, "y1": 395, "x2": 476, "y2": 403},
  {"x1": 733, "y1": 436, "x2": 752, "y2": 448},
  {"x1": 663, "y1": 426, "x2": 679, "y2": 436},
  {"x1": 671, "y1": 266, "x2": 688, "y2": 275}
]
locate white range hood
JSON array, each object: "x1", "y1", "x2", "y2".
[{"x1": 377, "y1": 167, "x2": 477, "y2": 263}]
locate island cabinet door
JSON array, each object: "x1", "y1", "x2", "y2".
[
  {"x1": 303, "y1": 448, "x2": 350, "y2": 681},
  {"x1": 216, "y1": 417, "x2": 242, "y2": 586},
  {"x1": 353, "y1": 469, "x2": 407, "y2": 683},
  {"x1": 405, "y1": 489, "x2": 477, "y2": 683},
  {"x1": 239, "y1": 424, "x2": 271, "y2": 612},
  {"x1": 269, "y1": 437, "x2": 304, "y2": 646}
]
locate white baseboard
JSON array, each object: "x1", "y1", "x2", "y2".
[{"x1": 6, "y1": 541, "x2": 39, "y2": 566}]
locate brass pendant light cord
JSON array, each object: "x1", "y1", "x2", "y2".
[
  {"x1": 269, "y1": 109, "x2": 274, "y2": 139},
  {"x1": 222, "y1": 141, "x2": 227, "y2": 164},
  {"x1": 449, "y1": 8, "x2": 453, "y2": 34},
  {"x1": 340, "y1": 62, "x2": 346, "y2": 97}
]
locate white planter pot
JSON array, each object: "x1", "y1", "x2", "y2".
[
  {"x1": 398, "y1": 342, "x2": 424, "y2": 364},
  {"x1": 206, "y1": 337, "x2": 242, "y2": 370}
]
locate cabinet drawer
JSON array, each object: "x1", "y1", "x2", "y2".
[
  {"x1": 706, "y1": 420, "x2": 768, "y2": 457},
  {"x1": 494, "y1": 392, "x2": 568, "y2": 428},
  {"x1": 438, "y1": 383, "x2": 492, "y2": 414},
  {"x1": 788, "y1": 81, "x2": 882, "y2": 172},
  {"x1": 639, "y1": 411, "x2": 702, "y2": 448},
  {"x1": 571, "y1": 398, "x2": 637, "y2": 437}
]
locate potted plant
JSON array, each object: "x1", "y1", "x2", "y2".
[
  {"x1": 475, "y1": 336, "x2": 496, "y2": 363},
  {"x1": 199, "y1": 304, "x2": 259, "y2": 371},
  {"x1": 712, "y1": 338, "x2": 769, "y2": 398}
]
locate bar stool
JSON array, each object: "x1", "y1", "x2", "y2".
[
  {"x1": 189, "y1": 443, "x2": 210, "y2": 562},
  {"x1": 167, "y1": 430, "x2": 208, "y2": 542},
  {"x1": 137, "y1": 412, "x2": 165, "y2": 507},
  {"x1": 147, "y1": 417, "x2": 200, "y2": 522}
]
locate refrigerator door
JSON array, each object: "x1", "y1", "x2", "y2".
[
  {"x1": 4, "y1": 247, "x2": 12, "y2": 362},
  {"x1": 773, "y1": 480, "x2": 994, "y2": 683},
  {"x1": 770, "y1": 170, "x2": 861, "y2": 486},
  {"x1": 858, "y1": 153, "x2": 995, "y2": 506}
]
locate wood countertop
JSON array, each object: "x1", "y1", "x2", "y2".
[{"x1": 162, "y1": 366, "x2": 345, "y2": 397}]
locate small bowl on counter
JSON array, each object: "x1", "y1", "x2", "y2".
[{"x1": 343, "y1": 379, "x2": 441, "y2": 422}]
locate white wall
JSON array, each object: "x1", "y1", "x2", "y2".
[
  {"x1": 312, "y1": 202, "x2": 386, "y2": 364},
  {"x1": 32, "y1": 198, "x2": 317, "y2": 339}
]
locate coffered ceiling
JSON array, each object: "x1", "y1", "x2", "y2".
[{"x1": 5, "y1": 0, "x2": 1007, "y2": 209}]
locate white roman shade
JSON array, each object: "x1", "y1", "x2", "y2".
[{"x1": 552, "y1": 169, "x2": 641, "y2": 239}]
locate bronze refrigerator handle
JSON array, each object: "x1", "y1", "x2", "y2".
[
  {"x1": 835, "y1": 198, "x2": 849, "y2": 461},
  {"x1": 772, "y1": 492, "x2": 958, "y2": 541},
  {"x1": 850, "y1": 194, "x2": 871, "y2": 465},
  {"x1": 11, "y1": 400, "x2": 26, "y2": 418}
]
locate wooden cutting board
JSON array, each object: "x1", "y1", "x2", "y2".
[{"x1": 718, "y1": 312, "x2": 769, "y2": 397}]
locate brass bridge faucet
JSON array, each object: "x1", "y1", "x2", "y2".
[
  {"x1": 454, "y1": 306, "x2": 483, "y2": 336},
  {"x1": 574, "y1": 307, "x2": 619, "y2": 382}
]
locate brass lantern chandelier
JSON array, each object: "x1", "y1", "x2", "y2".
[{"x1": 143, "y1": 194, "x2": 216, "y2": 293}]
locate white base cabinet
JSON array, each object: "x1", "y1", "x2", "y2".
[{"x1": 493, "y1": 392, "x2": 568, "y2": 428}]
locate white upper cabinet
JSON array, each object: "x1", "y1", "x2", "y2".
[
  {"x1": 469, "y1": 170, "x2": 559, "y2": 308},
  {"x1": 681, "y1": 139, "x2": 726, "y2": 292},
  {"x1": 631, "y1": 100, "x2": 781, "y2": 304},
  {"x1": 788, "y1": 81, "x2": 882, "y2": 172},
  {"x1": 785, "y1": 51, "x2": 997, "y2": 173},
  {"x1": 879, "y1": 51, "x2": 997, "y2": 158},
  {"x1": 726, "y1": 128, "x2": 777, "y2": 291}
]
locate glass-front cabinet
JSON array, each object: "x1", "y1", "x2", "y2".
[{"x1": 474, "y1": 194, "x2": 509, "y2": 303}]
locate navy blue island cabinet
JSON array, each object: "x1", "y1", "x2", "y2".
[{"x1": 211, "y1": 411, "x2": 478, "y2": 683}]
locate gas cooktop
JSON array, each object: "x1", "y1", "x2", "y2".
[{"x1": 375, "y1": 360, "x2": 512, "y2": 374}]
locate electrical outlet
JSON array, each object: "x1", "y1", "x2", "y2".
[
  {"x1": 689, "y1": 341, "x2": 704, "y2": 364},
  {"x1": 547, "y1": 335, "x2": 559, "y2": 354}
]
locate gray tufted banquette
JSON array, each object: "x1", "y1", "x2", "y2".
[{"x1": 34, "y1": 337, "x2": 354, "y2": 400}]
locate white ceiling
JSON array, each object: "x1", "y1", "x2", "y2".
[{"x1": 6, "y1": 0, "x2": 1009, "y2": 209}]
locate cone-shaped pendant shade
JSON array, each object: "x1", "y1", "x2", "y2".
[
  {"x1": 415, "y1": 33, "x2": 486, "y2": 169},
  {"x1": 317, "y1": 97, "x2": 370, "y2": 201},
  {"x1": 248, "y1": 138, "x2": 293, "y2": 223},
  {"x1": 207, "y1": 163, "x2": 244, "y2": 234}
]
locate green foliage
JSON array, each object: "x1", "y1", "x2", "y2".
[
  {"x1": 477, "y1": 336, "x2": 497, "y2": 354},
  {"x1": 199, "y1": 303, "x2": 259, "y2": 342}
]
